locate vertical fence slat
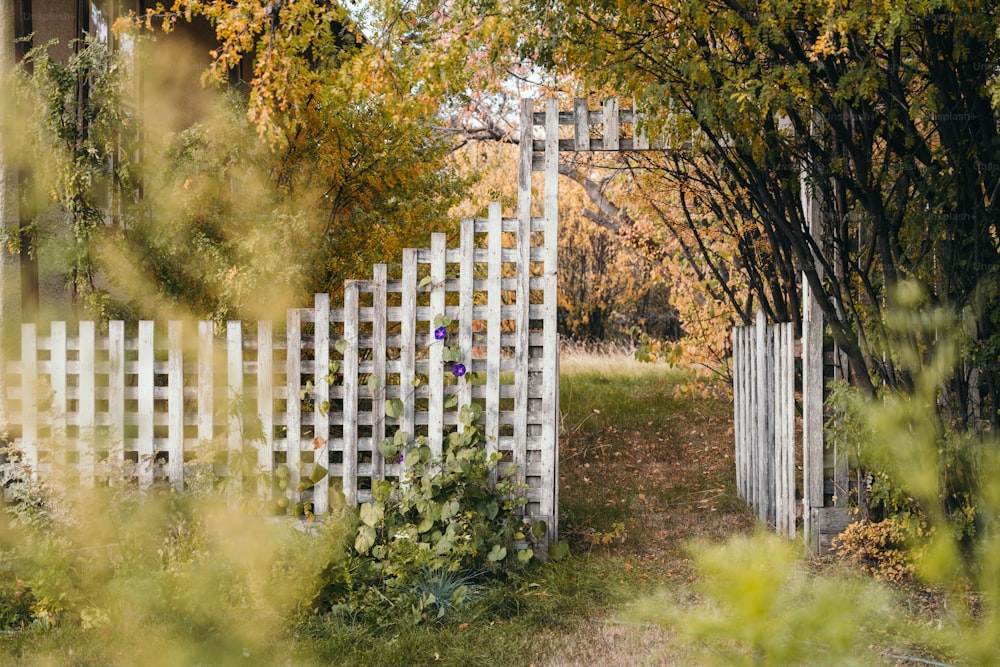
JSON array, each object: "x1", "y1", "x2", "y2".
[
  {"x1": 314, "y1": 294, "x2": 331, "y2": 515},
  {"x1": 137, "y1": 321, "x2": 154, "y2": 487},
  {"x1": 371, "y1": 267, "x2": 387, "y2": 482},
  {"x1": 514, "y1": 98, "x2": 533, "y2": 486},
  {"x1": 400, "y1": 249, "x2": 417, "y2": 447},
  {"x1": 428, "y1": 233, "x2": 446, "y2": 457},
  {"x1": 343, "y1": 282, "x2": 359, "y2": 505},
  {"x1": 257, "y1": 321, "x2": 274, "y2": 498},
  {"x1": 732, "y1": 326, "x2": 743, "y2": 501},
  {"x1": 20, "y1": 324, "x2": 37, "y2": 474},
  {"x1": 778, "y1": 322, "x2": 795, "y2": 536},
  {"x1": 603, "y1": 98, "x2": 620, "y2": 150},
  {"x1": 634, "y1": 100, "x2": 649, "y2": 150},
  {"x1": 458, "y1": 221, "x2": 474, "y2": 418},
  {"x1": 485, "y1": 203, "x2": 502, "y2": 466},
  {"x1": 286, "y1": 309, "x2": 302, "y2": 499},
  {"x1": 50, "y1": 322, "x2": 67, "y2": 463},
  {"x1": 227, "y1": 321, "x2": 243, "y2": 490},
  {"x1": 198, "y1": 321, "x2": 214, "y2": 447},
  {"x1": 108, "y1": 321, "x2": 124, "y2": 473},
  {"x1": 540, "y1": 96, "x2": 560, "y2": 539},
  {"x1": 573, "y1": 97, "x2": 590, "y2": 151},
  {"x1": 78, "y1": 322, "x2": 96, "y2": 486},
  {"x1": 168, "y1": 321, "x2": 184, "y2": 489}
]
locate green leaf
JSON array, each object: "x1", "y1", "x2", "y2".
[
  {"x1": 372, "y1": 479, "x2": 392, "y2": 502},
  {"x1": 443, "y1": 345, "x2": 463, "y2": 362},
  {"x1": 433, "y1": 313, "x2": 452, "y2": 328},
  {"x1": 532, "y1": 520, "x2": 548, "y2": 539},
  {"x1": 404, "y1": 449, "x2": 423, "y2": 467},
  {"x1": 517, "y1": 548, "x2": 534, "y2": 563},
  {"x1": 418, "y1": 275, "x2": 433, "y2": 289},
  {"x1": 378, "y1": 438, "x2": 399, "y2": 459},
  {"x1": 334, "y1": 339, "x2": 350, "y2": 354},
  {"x1": 360, "y1": 501, "x2": 384, "y2": 527},
  {"x1": 385, "y1": 398, "x2": 404, "y2": 419},
  {"x1": 487, "y1": 544, "x2": 507, "y2": 562},
  {"x1": 355, "y1": 525, "x2": 376, "y2": 554},
  {"x1": 393, "y1": 429, "x2": 409, "y2": 446},
  {"x1": 444, "y1": 393, "x2": 458, "y2": 409},
  {"x1": 309, "y1": 464, "x2": 328, "y2": 484},
  {"x1": 367, "y1": 374, "x2": 383, "y2": 394}
]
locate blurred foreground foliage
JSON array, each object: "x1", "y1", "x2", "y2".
[{"x1": 635, "y1": 284, "x2": 1000, "y2": 665}]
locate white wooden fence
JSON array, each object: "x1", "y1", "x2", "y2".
[
  {"x1": 1, "y1": 97, "x2": 662, "y2": 544},
  {"x1": 732, "y1": 310, "x2": 796, "y2": 536},
  {"x1": 7, "y1": 212, "x2": 555, "y2": 525}
]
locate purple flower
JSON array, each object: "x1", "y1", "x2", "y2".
[
  {"x1": 452, "y1": 363, "x2": 466, "y2": 378},
  {"x1": 434, "y1": 326, "x2": 448, "y2": 340},
  {"x1": 397, "y1": 454, "x2": 405, "y2": 464}
]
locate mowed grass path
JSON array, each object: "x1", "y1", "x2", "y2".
[
  {"x1": 524, "y1": 349, "x2": 755, "y2": 666},
  {"x1": 558, "y1": 349, "x2": 753, "y2": 564}
]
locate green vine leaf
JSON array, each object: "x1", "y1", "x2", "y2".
[
  {"x1": 385, "y1": 398, "x2": 405, "y2": 419},
  {"x1": 334, "y1": 339, "x2": 351, "y2": 354},
  {"x1": 487, "y1": 544, "x2": 507, "y2": 562},
  {"x1": 355, "y1": 525, "x2": 376, "y2": 554}
]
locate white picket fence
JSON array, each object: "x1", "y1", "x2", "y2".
[
  {"x1": 732, "y1": 310, "x2": 796, "y2": 536},
  {"x1": 2, "y1": 97, "x2": 665, "y2": 544}
]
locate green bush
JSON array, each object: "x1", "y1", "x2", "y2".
[{"x1": 318, "y1": 403, "x2": 539, "y2": 623}]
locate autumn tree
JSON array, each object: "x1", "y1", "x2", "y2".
[
  {"x1": 481, "y1": 0, "x2": 1000, "y2": 425},
  {"x1": 2, "y1": 0, "x2": 503, "y2": 323}
]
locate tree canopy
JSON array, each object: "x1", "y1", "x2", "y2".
[{"x1": 488, "y1": 0, "x2": 1000, "y2": 422}]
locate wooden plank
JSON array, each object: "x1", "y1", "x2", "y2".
[
  {"x1": 428, "y1": 233, "x2": 446, "y2": 457},
  {"x1": 167, "y1": 321, "x2": 184, "y2": 489},
  {"x1": 573, "y1": 97, "x2": 590, "y2": 151},
  {"x1": 458, "y1": 220, "x2": 474, "y2": 421},
  {"x1": 634, "y1": 100, "x2": 649, "y2": 150},
  {"x1": 802, "y1": 180, "x2": 825, "y2": 543},
  {"x1": 198, "y1": 321, "x2": 214, "y2": 447},
  {"x1": 137, "y1": 321, "x2": 154, "y2": 487},
  {"x1": 485, "y1": 202, "x2": 502, "y2": 466},
  {"x1": 227, "y1": 321, "x2": 244, "y2": 490},
  {"x1": 78, "y1": 321, "x2": 96, "y2": 486},
  {"x1": 343, "y1": 281, "x2": 359, "y2": 505},
  {"x1": 779, "y1": 322, "x2": 796, "y2": 537},
  {"x1": 313, "y1": 293, "x2": 331, "y2": 515},
  {"x1": 514, "y1": 98, "x2": 533, "y2": 486},
  {"x1": 107, "y1": 321, "x2": 125, "y2": 472},
  {"x1": 603, "y1": 99, "x2": 620, "y2": 150},
  {"x1": 257, "y1": 320, "x2": 274, "y2": 497},
  {"x1": 286, "y1": 309, "x2": 302, "y2": 500},
  {"x1": 400, "y1": 249, "x2": 417, "y2": 450},
  {"x1": 371, "y1": 266, "x2": 387, "y2": 482},
  {"x1": 50, "y1": 321, "x2": 67, "y2": 462},
  {"x1": 539, "y1": 96, "x2": 560, "y2": 541},
  {"x1": 732, "y1": 326, "x2": 743, "y2": 501},
  {"x1": 20, "y1": 324, "x2": 37, "y2": 475}
]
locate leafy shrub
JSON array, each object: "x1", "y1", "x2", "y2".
[
  {"x1": 316, "y1": 403, "x2": 539, "y2": 622},
  {"x1": 833, "y1": 518, "x2": 919, "y2": 582}
]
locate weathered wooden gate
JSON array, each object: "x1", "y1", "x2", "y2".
[
  {"x1": 732, "y1": 310, "x2": 796, "y2": 536},
  {"x1": 2, "y1": 97, "x2": 653, "y2": 546}
]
